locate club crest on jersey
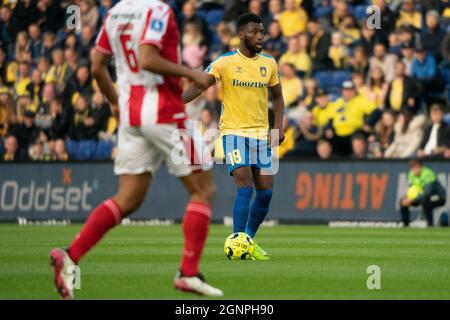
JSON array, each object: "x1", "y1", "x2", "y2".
[
  {"x1": 260, "y1": 66, "x2": 267, "y2": 77},
  {"x1": 151, "y1": 19, "x2": 164, "y2": 32},
  {"x1": 235, "y1": 66, "x2": 243, "y2": 73}
]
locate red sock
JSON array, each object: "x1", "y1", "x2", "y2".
[
  {"x1": 68, "y1": 198, "x2": 122, "y2": 264},
  {"x1": 181, "y1": 201, "x2": 211, "y2": 276}
]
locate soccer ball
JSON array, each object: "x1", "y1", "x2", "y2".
[
  {"x1": 407, "y1": 185, "x2": 423, "y2": 200},
  {"x1": 224, "y1": 232, "x2": 255, "y2": 260}
]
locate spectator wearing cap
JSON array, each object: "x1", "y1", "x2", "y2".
[
  {"x1": 279, "y1": 35, "x2": 312, "y2": 76},
  {"x1": 262, "y1": 21, "x2": 286, "y2": 61},
  {"x1": 400, "y1": 41, "x2": 415, "y2": 75},
  {"x1": 396, "y1": 0, "x2": 422, "y2": 30},
  {"x1": 369, "y1": 42, "x2": 398, "y2": 82},
  {"x1": 385, "y1": 61, "x2": 421, "y2": 114},
  {"x1": 278, "y1": 0, "x2": 308, "y2": 37},
  {"x1": 1, "y1": 134, "x2": 27, "y2": 161},
  {"x1": 411, "y1": 45, "x2": 439, "y2": 92},
  {"x1": 417, "y1": 103, "x2": 448, "y2": 158},
  {"x1": 307, "y1": 18, "x2": 332, "y2": 72},
  {"x1": 384, "y1": 110, "x2": 426, "y2": 158},
  {"x1": 325, "y1": 80, "x2": 377, "y2": 156},
  {"x1": 280, "y1": 63, "x2": 303, "y2": 108},
  {"x1": 420, "y1": 11, "x2": 446, "y2": 61}
]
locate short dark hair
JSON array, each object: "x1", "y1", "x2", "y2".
[
  {"x1": 409, "y1": 159, "x2": 423, "y2": 168},
  {"x1": 236, "y1": 13, "x2": 262, "y2": 31}
]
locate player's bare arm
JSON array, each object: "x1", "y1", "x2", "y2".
[
  {"x1": 91, "y1": 49, "x2": 119, "y2": 120},
  {"x1": 139, "y1": 45, "x2": 211, "y2": 89},
  {"x1": 269, "y1": 83, "x2": 285, "y2": 147},
  {"x1": 182, "y1": 75, "x2": 216, "y2": 104}
]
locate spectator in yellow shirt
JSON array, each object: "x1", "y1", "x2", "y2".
[
  {"x1": 280, "y1": 63, "x2": 303, "y2": 107},
  {"x1": 396, "y1": 0, "x2": 422, "y2": 30},
  {"x1": 325, "y1": 81, "x2": 377, "y2": 156},
  {"x1": 328, "y1": 31, "x2": 348, "y2": 70},
  {"x1": 279, "y1": 34, "x2": 312, "y2": 76},
  {"x1": 278, "y1": 0, "x2": 308, "y2": 37},
  {"x1": 14, "y1": 60, "x2": 31, "y2": 97},
  {"x1": 312, "y1": 88, "x2": 332, "y2": 128}
]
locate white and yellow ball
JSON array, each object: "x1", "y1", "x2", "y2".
[{"x1": 224, "y1": 232, "x2": 255, "y2": 260}]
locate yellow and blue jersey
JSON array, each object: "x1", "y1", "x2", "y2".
[{"x1": 206, "y1": 49, "x2": 280, "y2": 140}]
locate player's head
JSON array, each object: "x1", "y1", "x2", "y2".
[
  {"x1": 236, "y1": 13, "x2": 264, "y2": 54},
  {"x1": 409, "y1": 159, "x2": 423, "y2": 176}
]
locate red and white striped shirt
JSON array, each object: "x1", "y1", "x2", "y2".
[{"x1": 95, "y1": 0, "x2": 185, "y2": 127}]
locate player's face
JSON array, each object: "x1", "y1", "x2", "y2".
[{"x1": 242, "y1": 22, "x2": 265, "y2": 53}]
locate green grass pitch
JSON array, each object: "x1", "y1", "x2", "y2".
[{"x1": 0, "y1": 224, "x2": 449, "y2": 299}]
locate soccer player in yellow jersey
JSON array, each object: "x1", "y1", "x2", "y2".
[{"x1": 183, "y1": 13, "x2": 285, "y2": 260}]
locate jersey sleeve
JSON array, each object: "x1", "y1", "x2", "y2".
[
  {"x1": 95, "y1": 23, "x2": 112, "y2": 55},
  {"x1": 269, "y1": 59, "x2": 280, "y2": 87},
  {"x1": 205, "y1": 57, "x2": 224, "y2": 82},
  {"x1": 140, "y1": 6, "x2": 172, "y2": 49}
]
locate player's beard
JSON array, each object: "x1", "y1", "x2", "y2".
[{"x1": 244, "y1": 38, "x2": 262, "y2": 54}]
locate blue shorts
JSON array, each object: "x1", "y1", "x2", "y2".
[{"x1": 222, "y1": 135, "x2": 272, "y2": 175}]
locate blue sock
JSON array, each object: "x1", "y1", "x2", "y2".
[
  {"x1": 232, "y1": 187, "x2": 254, "y2": 233},
  {"x1": 245, "y1": 189, "x2": 272, "y2": 238}
]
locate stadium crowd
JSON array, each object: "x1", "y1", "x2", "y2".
[{"x1": 0, "y1": 0, "x2": 450, "y2": 162}]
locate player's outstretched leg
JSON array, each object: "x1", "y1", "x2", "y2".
[
  {"x1": 175, "y1": 170, "x2": 223, "y2": 297},
  {"x1": 246, "y1": 168, "x2": 273, "y2": 260},
  {"x1": 49, "y1": 174, "x2": 151, "y2": 299}
]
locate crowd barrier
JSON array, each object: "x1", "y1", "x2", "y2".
[{"x1": 1, "y1": 161, "x2": 449, "y2": 223}]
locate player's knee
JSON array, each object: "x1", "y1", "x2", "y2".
[
  {"x1": 234, "y1": 175, "x2": 253, "y2": 188},
  {"x1": 114, "y1": 194, "x2": 145, "y2": 215}
]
